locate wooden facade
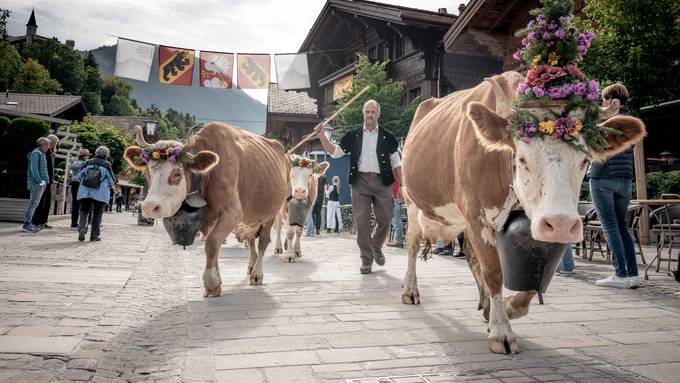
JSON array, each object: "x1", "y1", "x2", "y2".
[{"x1": 300, "y1": 0, "x2": 505, "y2": 123}]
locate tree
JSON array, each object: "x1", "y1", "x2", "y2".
[
  {"x1": 579, "y1": 0, "x2": 680, "y2": 113},
  {"x1": 0, "y1": 8, "x2": 10, "y2": 41},
  {"x1": 71, "y1": 120, "x2": 132, "y2": 174},
  {"x1": 20, "y1": 38, "x2": 86, "y2": 95},
  {"x1": 11, "y1": 58, "x2": 63, "y2": 94},
  {"x1": 0, "y1": 41, "x2": 20, "y2": 91},
  {"x1": 82, "y1": 67, "x2": 103, "y2": 114},
  {"x1": 84, "y1": 50, "x2": 98, "y2": 70},
  {"x1": 101, "y1": 76, "x2": 139, "y2": 116}
]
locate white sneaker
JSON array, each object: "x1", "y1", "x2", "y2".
[
  {"x1": 629, "y1": 276, "x2": 641, "y2": 289},
  {"x1": 595, "y1": 274, "x2": 631, "y2": 289}
]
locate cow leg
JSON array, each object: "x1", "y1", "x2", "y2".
[
  {"x1": 464, "y1": 235, "x2": 490, "y2": 321},
  {"x1": 282, "y1": 226, "x2": 296, "y2": 263},
  {"x1": 251, "y1": 220, "x2": 274, "y2": 285},
  {"x1": 402, "y1": 206, "x2": 423, "y2": 304},
  {"x1": 466, "y1": 228, "x2": 519, "y2": 354},
  {"x1": 203, "y1": 215, "x2": 237, "y2": 298},
  {"x1": 247, "y1": 238, "x2": 258, "y2": 276},
  {"x1": 505, "y1": 291, "x2": 536, "y2": 320},
  {"x1": 294, "y1": 226, "x2": 303, "y2": 257},
  {"x1": 273, "y1": 213, "x2": 283, "y2": 254}
]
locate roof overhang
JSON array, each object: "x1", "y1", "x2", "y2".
[{"x1": 0, "y1": 109, "x2": 71, "y2": 125}]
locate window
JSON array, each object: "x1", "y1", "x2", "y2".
[{"x1": 324, "y1": 85, "x2": 334, "y2": 104}]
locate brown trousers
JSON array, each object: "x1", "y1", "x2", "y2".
[{"x1": 351, "y1": 174, "x2": 393, "y2": 262}]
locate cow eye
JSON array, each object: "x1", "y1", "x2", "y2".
[{"x1": 518, "y1": 157, "x2": 527, "y2": 165}]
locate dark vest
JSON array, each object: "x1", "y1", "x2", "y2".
[
  {"x1": 339, "y1": 126, "x2": 399, "y2": 186},
  {"x1": 588, "y1": 107, "x2": 635, "y2": 180}
]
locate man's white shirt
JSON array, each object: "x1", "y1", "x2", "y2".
[{"x1": 330, "y1": 124, "x2": 401, "y2": 171}]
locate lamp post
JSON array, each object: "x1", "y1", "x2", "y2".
[{"x1": 144, "y1": 120, "x2": 157, "y2": 143}]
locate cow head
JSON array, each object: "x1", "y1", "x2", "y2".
[
  {"x1": 289, "y1": 155, "x2": 329, "y2": 202},
  {"x1": 123, "y1": 126, "x2": 219, "y2": 219},
  {"x1": 466, "y1": 74, "x2": 645, "y2": 243}
]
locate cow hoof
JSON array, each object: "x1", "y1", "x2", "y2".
[
  {"x1": 203, "y1": 285, "x2": 221, "y2": 298},
  {"x1": 274, "y1": 248, "x2": 283, "y2": 254},
  {"x1": 294, "y1": 250, "x2": 301, "y2": 257},
  {"x1": 401, "y1": 292, "x2": 420, "y2": 305},
  {"x1": 282, "y1": 255, "x2": 296, "y2": 263},
  {"x1": 249, "y1": 273, "x2": 263, "y2": 285},
  {"x1": 488, "y1": 335, "x2": 519, "y2": 355}
]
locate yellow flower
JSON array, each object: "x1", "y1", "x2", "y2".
[
  {"x1": 539, "y1": 120, "x2": 555, "y2": 134},
  {"x1": 569, "y1": 129, "x2": 579, "y2": 137},
  {"x1": 548, "y1": 52, "x2": 559, "y2": 66},
  {"x1": 575, "y1": 120, "x2": 583, "y2": 132},
  {"x1": 152, "y1": 151, "x2": 161, "y2": 160},
  {"x1": 532, "y1": 54, "x2": 542, "y2": 66}
]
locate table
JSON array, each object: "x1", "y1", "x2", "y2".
[{"x1": 633, "y1": 199, "x2": 680, "y2": 280}]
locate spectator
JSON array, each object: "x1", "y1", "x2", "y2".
[
  {"x1": 32, "y1": 134, "x2": 58, "y2": 229},
  {"x1": 75, "y1": 146, "x2": 116, "y2": 242},
  {"x1": 115, "y1": 190, "x2": 124, "y2": 212},
  {"x1": 22, "y1": 137, "x2": 50, "y2": 233},
  {"x1": 590, "y1": 83, "x2": 639, "y2": 289},
  {"x1": 69, "y1": 148, "x2": 90, "y2": 228},
  {"x1": 313, "y1": 172, "x2": 327, "y2": 235},
  {"x1": 325, "y1": 176, "x2": 342, "y2": 233},
  {"x1": 555, "y1": 244, "x2": 575, "y2": 274},
  {"x1": 387, "y1": 173, "x2": 404, "y2": 248}
]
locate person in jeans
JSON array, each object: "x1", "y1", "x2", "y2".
[
  {"x1": 387, "y1": 170, "x2": 404, "y2": 248},
  {"x1": 75, "y1": 146, "x2": 116, "y2": 242},
  {"x1": 69, "y1": 148, "x2": 90, "y2": 228},
  {"x1": 22, "y1": 137, "x2": 50, "y2": 233},
  {"x1": 32, "y1": 134, "x2": 58, "y2": 229},
  {"x1": 555, "y1": 244, "x2": 575, "y2": 274},
  {"x1": 590, "y1": 83, "x2": 639, "y2": 289}
]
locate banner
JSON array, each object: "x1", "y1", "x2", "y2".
[
  {"x1": 237, "y1": 54, "x2": 270, "y2": 89},
  {"x1": 274, "y1": 53, "x2": 310, "y2": 90},
  {"x1": 332, "y1": 74, "x2": 353, "y2": 100},
  {"x1": 114, "y1": 38, "x2": 154, "y2": 82},
  {"x1": 200, "y1": 51, "x2": 234, "y2": 88},
  {"x1": 159, "y1": 46, "x2": 195, "y2": 86}
]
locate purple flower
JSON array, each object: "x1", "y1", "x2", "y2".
[
  {"x1": 554, "y1": 29, "x2": 566, "y2": 39},
  {"x1": 527, "y1": 31, "x2": 537, "y2": 41},
  {"x1": 559, "y1": 16, "x2": 571, "y2": 25},
  {"x1": 576, "y1": 44, "x2": 587, "y2": 53},
  {"x1": 572, "y1": 81, "x2": 587, "y2": 97},
  {"x1": 524, "y1": 87, "x2": 533, "y2": 96},
  {"x1": 547, "y1": 87, "x2": 563, "y2": 99},
  {"x1": 516, "y1": 82, "x2": 528, "y2": 95},
  {"x1": 586, "y1": 80, "x2": 600, "y2": 101},
  {"x1": 543, "y1": 31, "x2": 551, "y2": 39},
  {"x1": 547, "y1": 22, "x2": 557, "y2": 31},
  {"x1": 513, "y1": 50, "x2": 522, "y2": 62},
  {"x1": 140, "y1": 150, "x2": 150, "y2": 164},
  {"x1": 533, "y1": 86, "x2": 546, "y2": 97},
  {"x1": 522, "y1": 37, "x2": 529, "y2": 46}
]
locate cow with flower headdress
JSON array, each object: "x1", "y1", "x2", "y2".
[
  {"x1": 273, "y1": 154, "x2": 329, "y2": 262},
  {"x1": 400, "y1": 0, "x2": 646, "y2": 354},
  {"x1": 124, "y1": 122, "x2": 290, "y2": 297}
]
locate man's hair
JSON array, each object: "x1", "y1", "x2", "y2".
[
  {"x1": 363, "y1": 99, "x2": 381, "y2": 113},
  {"x1": 47, "y1": 134, "x2": 59, "y2": 143},
  {"x1": 95, "y1": 146, "x2": 110, "y2": 158},
  {"x1": 36, "y1": 137, "x2": 50, "y2": 146},
  {"x1": 602, "y1": 83, "x2": 629, "y2": 105}
]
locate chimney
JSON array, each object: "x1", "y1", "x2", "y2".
[
  {"x1": 65, "y1": 39, "x2": 75, "y2": 49},
  {"x1": 438, "y1": 7, "x2": 448, "y2": 14},
  {"x1": 458, "y1": 3, "x2": 466, "y2": 14}
]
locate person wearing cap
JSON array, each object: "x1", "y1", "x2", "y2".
[
  {"x1": 22, "y1": 137, "x2": 50, "y2": 233},
  {"x1": 69, "y1": 148, "x2": 90, "y2": 228},
  {"x1": 32, "y1": 134, "x2": 59, "y2": 229},
  {"x1": 75, "y1": 146, "x2": 116, "y2": 242}
]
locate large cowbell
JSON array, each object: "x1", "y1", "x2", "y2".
[
  {"x1": 495, "y1": 210, "x2": 567, "y2": 303},
  {"x1": 287, "y1": 198, "x2": 311, "y2": 227},
  {"x1": 162, "y1": 192, "x2": 206, "y2": 248}
]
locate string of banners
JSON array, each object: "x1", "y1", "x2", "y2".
[{"x1": 113, "y1": 37, "x2": 312, "y2": 91}]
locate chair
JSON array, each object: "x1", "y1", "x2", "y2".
[
  {"x1": 648, "y1": 204, "x2": 680, "y2": 273},
  {"x1": 582, "y1": 204, "x2": 646, "y2": 265},
  {"x1": 575, "y1": 201, "x2": 594, "y2": 258}
]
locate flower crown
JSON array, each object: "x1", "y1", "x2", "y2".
[
  {"x1": 290, "y1": 154, "x2": 315, "y2": 169},
  {"x1": 508, "y1": 0, "x2": 613, "y2": 153},
  {"x1": 137, "y1": 144, "x2": 184, "y2": 164}
]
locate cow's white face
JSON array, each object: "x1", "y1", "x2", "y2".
[
  {"x1": 289, "y1": 161, "x2": 329, "y2": 201},
  {"x1": 124, "y1": 144, "x2": 219, "y2": 219},
  {"x1": 513, "y1": 137, "x2": 589, "y2": 243},
  {"x1": 467, "y1": 100, "x2": 646, "y2": 244}
]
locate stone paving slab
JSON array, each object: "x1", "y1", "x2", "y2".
[{"x1": 1, "y1": 213, "x2": 680, "y2": 383}]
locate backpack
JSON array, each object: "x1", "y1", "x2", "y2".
[{"x1": 81, "y1": 165, "x2": 102, "y2": 188}]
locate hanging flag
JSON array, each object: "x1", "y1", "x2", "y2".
[
  {"x1": 159, "y1": 46, "x2": 195, "y2": 86},
  {"x1": 200, "y1": 51, "x2": 234, "y2": 88},
  {"x1": 333, "y1": 74, "x2": 353, "y2": 100},
  {"x1": 237, "y1": 54, "x2": 270, "y2": 89},
  {"x1": 274, "y1": 53, "x2": 310, "y2": 90},
  {"x1": 114, "y1": 38, "x2": 154, "y2": 82}
]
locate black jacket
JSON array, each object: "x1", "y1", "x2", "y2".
[
  {"x1": 588, "y1": 106, "x2": 635, "y2": 180},
  {"x1": 339, "y1": 126, "x2": 399, "y2": 186},
  {"x1": 314, "y1": 175, "x2": 326, "y2": 206}
]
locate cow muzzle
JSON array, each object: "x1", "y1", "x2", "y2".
[
  {"x1": 142, "y1": 200, "x2": 176, "y2": 219},
  {"x1": 532, "y1": 214, "x2": 582, "y2": 243},
  {"x1": 292, "y1": 187, "x2": 308, "y2": 200}
]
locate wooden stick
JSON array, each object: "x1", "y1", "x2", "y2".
[{"x1": 286, "y1": 85, "x2": 371, "y2": 156}]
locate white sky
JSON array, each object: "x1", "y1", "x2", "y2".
[{"x1": 5, "y1": 0, "x2": 466, "y2": 52}]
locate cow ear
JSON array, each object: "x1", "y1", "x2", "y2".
[
  {"x1": 588, "y1": 115, "x2": 646, "y2": 161},
  {"x1": 124, "y1": 146, "x2": 146, "y2": 171},
  {"x1": 314, "y1": 161, "x2": 329, "y2": 175},
  {"x1": 187, "y1": 150, "x2": 219, "y2": 174},
  {"x1": 466, "y1": 101, "x2": 515, "y2": 152}
]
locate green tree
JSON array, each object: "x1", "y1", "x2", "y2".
[
  {"x1": 101, "y1": 76, "x2": 139, "y2": 116},
  {"x1": 580, "y1": 0, "x2": 680, "y2": 113},
  {"x1": 164, "y1": 108, "x2": 196, "y2": 138},
  {"x1": 20, "y1": 38, "x2": 86, "y2": 95},
  {"x1": 0, "y1": 8, "x2": 10, "y2": 41},
  {"x1": 0, "y1": 41, "x2": 21, "y2": 91},
  {"x1": 334, "y1": 54, "x2": 420, "y2": 138},
  {"x1": 71, "y1": 120, "x2": 132, "y2": 174},
  {"x1": 84, "y1": 50, "x2": 98, "y2": 70},
  {"x1": 11, "y1": 58, "x2": 63, "y2": 94},
  {"x1": 82, "y1": 67, "x2": 103, "y2": 114}
]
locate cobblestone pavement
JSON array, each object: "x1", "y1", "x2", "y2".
[{"x1": 1, "y1": 212, "x2": 679, "y2": 383}]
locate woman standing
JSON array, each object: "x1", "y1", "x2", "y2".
[
  {"x1": 325, "y1": 176, "x2": 343, "y2": 233},
  {"x1": 75, "y1": 146, "x2": 116, "y2": 242}
]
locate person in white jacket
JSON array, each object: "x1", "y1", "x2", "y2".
[{"x1": 325, "y1": 176, "x2": 343, "y2": 233}]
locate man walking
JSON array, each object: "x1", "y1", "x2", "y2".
[
  {"x1": 23, "y1": 137, "x2": 50, "y2": 233},
  {"x1": 315, "y1": 100, "x2": 402, "y2": 274},
  {"x1": 32, "y1": 134, "x2": 58, "y2": 229},
  {"x1": 70, "y1": 148, "x2": 90, "y2": 228}
]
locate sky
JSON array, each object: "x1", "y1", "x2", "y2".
[{"x1": 5, "y1": 0, "x2": 466, "y2": 52}]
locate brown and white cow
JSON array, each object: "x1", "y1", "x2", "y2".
[
  {"x1": 273, "y1": 158, "x2": 329, "y2": 262},
  {"x1": 124, "y1": 122, "x2": 290, "y2": 297},
  {"x1": 401, "y1": 71, "x2": 645, "y2": 354}
]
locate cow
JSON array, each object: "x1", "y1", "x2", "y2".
[
  {"x1": 123, "y1": 123, "x2": 290, "y2": 297},
  {"x1": 273, "y1": 156, "x2": 329, "y2": 262},
  {"x1": 401, "y1": 71, "x2": 646, "y2": 354}
]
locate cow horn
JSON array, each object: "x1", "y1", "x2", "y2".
[
  {"x1": 599, "y1": 98, "x2": 620, "y2": 121},
  {"x1": 484, "y1": 77, "x2": 517, "y2": 119},
  {"x1": 134, "y1": 125, "x2": 150, "y2": 147}
]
